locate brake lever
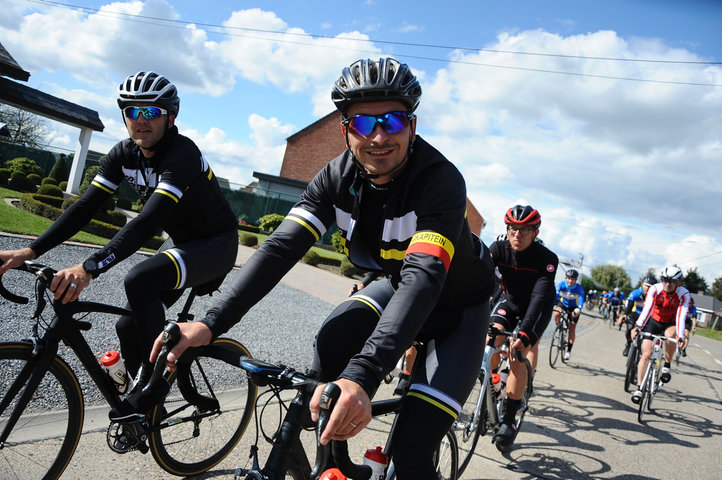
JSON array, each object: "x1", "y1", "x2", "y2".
[
  {"x1": 310, "y1": 382, "x2": 342, "y2": 479},
  {"x1": 143, "y1": 322, "x2": 181, "y2": 393}
]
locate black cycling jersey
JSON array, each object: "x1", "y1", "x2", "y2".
[
  {"x1": 489, "y1": 238, "x2": 559, "y2": 345},
  {"x1": 203, "y1": 135, "x2": 495, "y2": 396},
  {"x1": 30, "y1": 126, "x2": 237, "y2": 275}
]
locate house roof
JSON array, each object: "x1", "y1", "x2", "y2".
[
  {"x1": 691, "y1": 293, "x2": 722, "y2": 313},
  {"x1": 0, "y1": 77, "x2": 104, "y2": 132},
  {"x1": 0, "y1": 42, "x2": 30, "y2": 81}
]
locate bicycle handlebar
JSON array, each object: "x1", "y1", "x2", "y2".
[
  {"x1": 0, "y1": 259, "x2": 52, "y2": 304},
  {"x1": 144, "y1": 322, "x2": 182, "y2": 394}
]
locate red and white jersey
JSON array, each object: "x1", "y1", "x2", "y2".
[{"x1": 635, "y1": 283, "x2": 690, "y2": 339}]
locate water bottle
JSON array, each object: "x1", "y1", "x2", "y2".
[
  {"x1": 492, "y1": 372, "x2": 502, "y2": 393},
  {"x1": 363, "y1": 446, "x2": 388, "y2": 480},
  {"x1": 100, "y1": 350, "x2": 133, "y2": 394},
  {"x1": 319, "y1": 468, "x2": 347, "y2": 480}
]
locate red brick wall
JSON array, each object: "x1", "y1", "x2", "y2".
[
  {"x1": 279, "y1": 111, "x2": 484, "y2": 234},
  {"x1": 279, "y1": 112, "x2": 346, "y2": 183}
]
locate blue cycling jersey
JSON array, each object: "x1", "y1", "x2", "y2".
[{"x1": 555, "y1": 281, "x2": 585, "y2": 309}]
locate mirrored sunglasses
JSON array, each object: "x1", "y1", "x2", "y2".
[
  {"x1": 123, "y1": 106, "x2": 168, "y2": 120},
  {"x1": 343, "y1": 111, "x2": 414, "y2": 137}
]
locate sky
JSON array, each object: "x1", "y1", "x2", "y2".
[{"x1": 1, "y1": 0, "x2": 721, "y2": 288}]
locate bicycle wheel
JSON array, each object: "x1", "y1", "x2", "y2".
[
  {"x1": 514, "y1": 359, "x2": 534, "y2": 433},
  {"x1": 637, "y1": 362, "x2": 652, "y2": 424},
  {"x1": 433, "y1": 429, "x2": 458, "y2": 480},
  {"x1": 455, "y1": 372, "x2": 487, "y2": 476},
  {"x1": 647, "y1": 361, "x2": 658, "y2": 412},
  {"x1": 149, "y1": 338, "x2": 256, "y2": 476},
  {"x1": 549, "y1": 324, "x2": 563, "y2": 368},
  {"x1": 624, "y1": 341, "x2": 639, "y2": 392},
  {"x1": 560, "y1": 325, "x2": 569, "y2": 364},
  {"x1": 0, "y1": 342, "x2": 84, "y2": 480}
]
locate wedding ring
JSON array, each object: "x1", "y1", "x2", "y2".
[{"x1": 70, "y1": 283, "x2": 78, "y2": 288}]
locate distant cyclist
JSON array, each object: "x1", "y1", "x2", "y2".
[
  {"x1": 607, "y1": 287, "x2": 626, "y2": 322},
  {"x1": 553, "y1": 269, "x2": 585, "y2": 361},
  {"x1": 619, "y1": 275, "x2": 657, "y2": 356},
  {"x1": 488, "y1": 205, "x2": 558, "y2": 450},
  {"x1": 631, "y1": 266, "x2": 690, "y2": 404},
  {"x1": 682, "y1": 297, "x2": 698, "y2": 357}
]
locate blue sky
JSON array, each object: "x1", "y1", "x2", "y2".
[{"x1": 2, "y1": 0, "x2": 721, "y2": 286}]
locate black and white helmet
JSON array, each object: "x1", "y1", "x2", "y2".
[
  {"x1": 642, "y1": 275, "x2": 658, "y2": 286},
  {"x1": 117, "y1": 71, "x2": 180, "y2": 114},
  {"x1": 660, "y1": 266, "x2": 683, "y2": 281},
  {"x1": 332, "y1": 58, "x2": 421, "y2": 115}
]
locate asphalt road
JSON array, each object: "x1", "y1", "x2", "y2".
[{"x1": 1, "y1": 237, "x2": 720, "y2": 479}]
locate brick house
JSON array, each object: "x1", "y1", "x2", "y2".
[{"x1": 254, "y1": 111, "x2": 485, "y2": 234}]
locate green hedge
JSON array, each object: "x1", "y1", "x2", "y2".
[
  {"x1": 238, "y1": 232, "x2": 259, "y2": 247},
  {"x1": 41, "y1": 177, "x2": 59, "y2": 186},
  {"x1": 19, "y1": 193, "x2": 163, "y2": 250},
  {"x1": 33, "y1": 193, "x2": 65, "y2": 209},
  {"x1": 237, "y1": 223, "x2": 262, "y2": 233},
  {"x1": 36, "y1": 184, "x2": 64, "y2": 198}
]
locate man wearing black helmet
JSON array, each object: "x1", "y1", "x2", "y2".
[
  {"x1": 0, "y1": 71, "x2": 238, "y2": 421},
  {"x1": 553, "y1": 268, "x2": 586, "y2": 361},
  {"x1": 619, "y1": 275, "x2": 657, "y2": 356},
  {"x1": 487, "y1": 205, "x2": 558, "y2": 450},
  {"x1": 155, "y1": 57, "x2": 495, "y2": 479}
]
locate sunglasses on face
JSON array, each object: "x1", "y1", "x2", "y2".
[
  {"x1": 661, "y1": 277, "x2": 677, "y2": 284},
  {"x1": 123, "y1": 106, "x2": 168, "y2": 120},
  {"x1": 507, "y1": 226, "x2": 536, "y2": 236},
  {"x1": 342, "y1": 111, "x2": 414, "y2": 137}
]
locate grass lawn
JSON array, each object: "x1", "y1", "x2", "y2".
[
  {"x1": 696, "y1": 327, "x2": 722, "y2": 342},
  {"x1": 0, "y1": 187, "x2": 110, "y2": 245}
]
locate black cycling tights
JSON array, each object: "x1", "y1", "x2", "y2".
[
  {"x1": 313, "y1": 281, "x2": 488, "y2": 480},
  {"x1": 115, "y1": 233, "x2": 237, "y2": 377}
]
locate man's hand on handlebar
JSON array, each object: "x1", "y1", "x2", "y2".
[
  {"x1": 150, "y1": 321, "x2": 213, "y2": 372},
  {"x1": 0, "y1": 247, "x2": 36, "y2": 276},
  {"x1": 51, "y1": 264, "x2": 92, "y2": 304},
  {"x1": 309, "y1": 378, "x2": 372, "y2": 445}
]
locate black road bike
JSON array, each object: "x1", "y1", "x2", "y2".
[{"x1": 0, "y1": 260, "x2": 256, "y2": 480}]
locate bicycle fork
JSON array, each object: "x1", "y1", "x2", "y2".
[{"x1": 0, "y1": 341, "x2": 59, "y2": 445}]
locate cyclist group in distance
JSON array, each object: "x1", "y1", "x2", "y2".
[{"x1": 0, "y1": 55, "x2": 702, "y2": 478}]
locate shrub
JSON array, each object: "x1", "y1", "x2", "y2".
[
  {"x1": 59, "y1": 181, "x2": 68, "y2": 190},
  {"x1": 32, "y1": 194, "x2": 64, "y2": 208},
  {"x1": 49, "y1": 155, "x2": 69, "y2": 183},
  {"x1": 0, "y1": 170, "x2": 8, "y2": 186},
  {"x1": 258, "y1": 213, "x2": 285, "y2": 233},
  {"x1": 238, "y1": 233, "x2": 259, "y2": 247},
  {"x1": 302, "y1": 250, "x2": 321, "y2": 266},
  {"x1": 95, "y1": 210, "x2": 127, "y2": 227},
  {"x1": 36, "y1": 184, "x2": 64, "y2": 198},
  {"x1": 26, "y1": 173, "x2": 42, "y2": 185},
  {"x1": 8, "y1": 175, "x2": 36, "y2": 193},
  {"x1": 339, "y1": 257, "x2": 360, "y2": 278},
  {"x1": 116, "y1": 197, "x2": 132, "y2": 210},
  {"x1": 4, "y1": 157, "x2": 44, "y2": 177},
  {"x1": 237, "y1": 223, "x2": 261, "y2": 233},
  {"x1": 0, "y1": 168, "x2": 11, "y2": 177},
  {"x1": 41, "y1": 177, "x2": 59, "y2": 186},
  {"x1": 331, "y1": 231, "x2": 345, "y2": 254}
]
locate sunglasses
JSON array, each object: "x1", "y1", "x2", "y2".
[
  {"x1": 342, "y1": 111, "x2": 414, "y2": 137},
  {"x1": 123, "y1": 106, "x2": 168, "y2": 120},
  {"x1": 507, "y1": 226, "x2": 536, "y2": 236},
  {"x1": 661, "y1": 277, "x2": 677, "y2": 284}
]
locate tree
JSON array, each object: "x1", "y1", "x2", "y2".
[
  {"x1": 0, "y1": 103, "x2": 52, "y2": 148},
  {"x1": 3, "y1": 157, "x2": 44, "y2": 177},
  {"x1": 683, "y1": 267, "x2": 708, "y2": 295},
  {"x1": 710, "y1": 278, "x2": 722, "y2": 302},
  {"x1": 590, "y1": 264, "x2": 632, "y2": 292}
]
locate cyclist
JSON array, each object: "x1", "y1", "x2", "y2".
[
  {"x1": 153, "y1": 57, "x2": 495, "y2": 479},
  {"x1": 631, "y1": 266, "x2": 690, "y2": 403},
  {"x1": 487, "y1": 205, "x2": 558, "y2": 450},
  {"x1": 553, "y1": 269, "x2": 585, "y2": 361},
  {"x1": 620, "y1": 275, "x2": 657, "y2": 356},
  {"x1": 607, "y1": 287, "x2": 625, "y2": 323},
  {"x1": 0, "y1": 71, "x2": 238, "y2": 417},
  {"x1": 682, "y1": 297, "x2": 698, "y2": 357}
]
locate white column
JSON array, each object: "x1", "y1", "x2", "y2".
[{"x1": 67, "y1": 127, "x2": 92, "y2": 194}]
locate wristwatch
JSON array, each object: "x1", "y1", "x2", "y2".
[{"x1": 82, "y1": 258, "x2": 100, "y2": 278}]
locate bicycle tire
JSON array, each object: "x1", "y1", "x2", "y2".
[
  {"x1": 549, "y1": 324, "x2": 563, "y2": 368},
  {"x1": 387, "y1": 429, "x2": 458, "y2": 480},
  {"x1": 149, "y1": 338, "x2": 256, "y2": 476},
  {"x1": 624, "y1": 342, "x2": 639, "y2": 392},
  {"x1": 433, "y1": 429, "x2": 459, "y2": 480},
  {"x1": 455, "y1": 372, "x2": 487, "y2": 476},
  {"x1": 647, "y1": 362, "x2": 658, "y2": 412},
  {"x1": 0, "y1": 342, "x2": 84, "y2": 480},
  {"x1": 637, "y1": 361, "x2": 653, "y2": 424},
  {"x1": 560, "y1": 324, "x2": 569, "y2": 364},
  {"x1": 515, "y1": 358, "x2": 534, "y2": 433}
]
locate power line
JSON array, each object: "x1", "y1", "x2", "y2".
[{"x1": 27, "y1": 0, "x2": 722, "y2": 88}]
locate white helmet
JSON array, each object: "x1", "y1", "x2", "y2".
[{"x1": 660, "y1": 266, "x2": 683, "y2": 281}]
